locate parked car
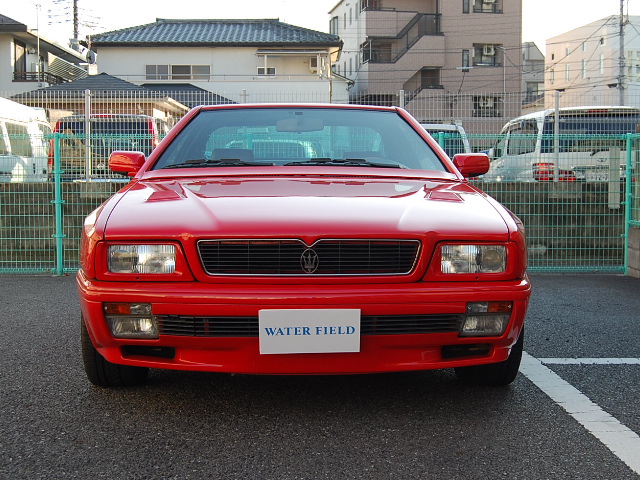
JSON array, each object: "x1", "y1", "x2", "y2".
[
  {"x1": 49, "y1": 114, "x2": 168, "y2": 180},
  {"x1": 0, "y1": 97, "x2": 51, "y2": 182},
  {"x1": 78, "y1": 104, "x2": 531, "y2": 388},
  {"x1": 483, "y1": 106, "x2": 640, "y2": 182},
  {"x1": 421, "y1": 122, "x2": 471, "y2": 158}
]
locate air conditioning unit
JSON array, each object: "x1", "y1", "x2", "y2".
[{"x1": 483, "y1": 45, "x2": 496, "y2": 56}]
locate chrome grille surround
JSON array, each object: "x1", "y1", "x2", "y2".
[{"x1": 197, "y1": 239, "x2": 421, "y2": 276}]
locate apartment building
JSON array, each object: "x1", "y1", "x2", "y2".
[
  {"x1": 545, "y1": 15, "x2": 640, "y2": 109},
  {"x1": 329, "y1": 0, "x2": 522, "y2": 133}
]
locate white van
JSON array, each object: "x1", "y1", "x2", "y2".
[
  {"x1": 0, "y1": 97, "x2": 52, "y2": 182},
  {"x1": 421, "y1": 123, "x2": 471, "y2": 158},
  {"x1": 483, "y1": 106, "x2": 640, "y2": 182}
]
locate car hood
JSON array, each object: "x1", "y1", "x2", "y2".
[{"x1": 102, "y1": 174, "x2": 511, "y2": 241}]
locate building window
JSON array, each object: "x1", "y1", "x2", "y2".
[
  {"x1": 473, "y1": 0, "x2": 502, "y2": 13},
  {"x1": 361, "y1": 40, "x2": 393, "y2": 63},
  {"x1": 257, "y1": 67, "x2": 276, "y2": 76},
  {"x1": 473, "y1": 96, "x2": 501, "y2": 117},
  {"x1": 330, "y1": 16, "x2": 339, "y2": 35},
  {"x1": 473, "y1": 44, "x2": 500, "y2": 66},
  {"x1": 421, "y1": 68, "x2": 441, "y2": 88},
  {"x1": 582, "y1": 59, "x2": 587, "y2": 78},
  {"x1": 146, "y1": 64, "x2": 210, "y2": 81},
  {"x1": 191, "y1": 65, "x2": 210, "y2": 80},
  {"x1": 525, "y1": 82, "x2": 544, "y2": 104},
  {"x1": 600, "y1": 54, "x2": 605, "y2": 74},
  {"x1": 550, "y1": 68, "x2": 555, "y2": 85},
  {"x1": 462, "y1": 50, "x2": 470, "y2": 70},
  {"x1": 146, "y1": 65, "x2": 169, "y2": 80},
  {"x1": 361, "y1": 0, "x2": 381, "y2": 11},
  {"x1": 463, "y1": 0, "x2": 470, "y2": 13},
  {"x1": 565, "y1": 64, "x2": 570, "y2": 81}
]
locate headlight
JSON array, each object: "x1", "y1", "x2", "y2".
[
  {"x1": 441, "y1": 245, "x2": 506, "y2": 274},
  {"x1": 108, "y1": 244, "x2": 176, "y2": 274}
]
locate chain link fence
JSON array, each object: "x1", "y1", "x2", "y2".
[{"x1": 1, "y1": 89, "x2": 640, "y2": 275}]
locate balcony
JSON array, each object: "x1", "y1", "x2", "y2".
[
  {"x1": 13, "y1": 71, "x2": 66, "y2": 85},
  {"x1": 361, "y1": 13, "x2": 441, "y2": 65}
]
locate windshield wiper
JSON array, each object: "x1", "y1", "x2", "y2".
[
  {"x1": 163, "y1": 158, "x2": 274, "y2": 169},
  {"x1": 284, "y1": 158, "x2": 402, "y2": 168}
]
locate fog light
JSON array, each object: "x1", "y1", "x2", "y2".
[
  {"x1": 460, "y1": 301, "x2": 512, "y2": 337},
  {"x1": 460, "y1": 315, "x2": 509, "y2": 336},
  {"x1": 108, "y1": 317, "x2": 158, "y2": 339}
]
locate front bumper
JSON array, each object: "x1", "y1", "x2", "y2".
[{"x1": 77, "y1": 270, "x2": 531, "y2": 375}]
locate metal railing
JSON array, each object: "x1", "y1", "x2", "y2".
[{"x1": 1, "y1": 130, "x2": 638, "y2": 275}]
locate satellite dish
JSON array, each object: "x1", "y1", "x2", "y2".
[{"x1": 86, "y1": 50, "x2": 97, "y2": 64}]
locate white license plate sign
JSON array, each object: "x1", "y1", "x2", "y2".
[{"x1": 259, "y1": 309, "x2": 361, "y2": 354}]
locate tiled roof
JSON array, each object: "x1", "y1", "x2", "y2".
[
  {"x1": 0, "y1": 14, "x2": 27, "y2": 32},
  {"x1": 91, "y1": 18, "x2": 341, "y2": 47},
  {"x1": 11, "y1": 73, "x2": 159, "y2": 100},
  {"x1": 141, "y1": 83, "x2": 235, "y2": 107}
]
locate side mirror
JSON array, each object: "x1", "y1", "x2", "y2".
[
  {"x1": 452, "y1": 153, "x2": 490, "y2": 178},
  {"x1": 109, "y1": 151, "x2": 146, "y2": 176}
]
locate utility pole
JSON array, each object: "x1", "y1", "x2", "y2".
[{"x1": 619, "y1": 0, "x2": 626, "y2": 105}]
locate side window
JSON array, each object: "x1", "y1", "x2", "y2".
[
  {"x1": 0, "y1": 123, "x2": 7, "y2": 155},
  {"x1": 36, "y1": 123, "x2": 52, "y2": 155},
  {"x1": 493, "y1": 133, "x2": 506, "y2": 159},
  {"x1": 507, "y1": 121, "x2": 538, "y2": 155},
  {"x1": 6, "y1": 123, "x2": 32, "y2": 157}
]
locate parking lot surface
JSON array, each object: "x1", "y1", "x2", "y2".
[{"x1": 1, "y1": 273, "x2": 639, "y2": 479}]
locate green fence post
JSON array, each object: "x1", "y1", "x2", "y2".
[
  {"x1": 624, "y1": 133, "x2": 634, "y2": 276},
  {"x1": 51, "y1": 132, "x2": 66, "y2": 276}
]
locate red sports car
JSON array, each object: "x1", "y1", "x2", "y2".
[{"x1": 78, "y1": 104, "x2": 531, "y2": 387}]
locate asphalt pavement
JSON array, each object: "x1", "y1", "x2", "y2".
[{"x1": 1, "y1": 273, "x2": 639, "y2": 479}]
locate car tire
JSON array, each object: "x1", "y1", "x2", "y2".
[
  {"x1": 81, "y1": 316, "x2": 149, "y2": 387},
  {"x1": 454, "y1": 329, "x2": 524, "y2": 387}
]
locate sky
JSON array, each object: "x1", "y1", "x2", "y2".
[{"x1": 2, "y1": 0, "x2": 639, "y2": 54}]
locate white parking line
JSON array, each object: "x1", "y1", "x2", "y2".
[
  {"x1": 520, "y1": 352, "x2": 640, "y2": 475},
  {"x1": 539, "y1": 358, "x2": 640, "y2": 365}
]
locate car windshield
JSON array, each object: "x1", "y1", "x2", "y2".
[{"x1": 152, "y1": 107, "x2": 445, "y2": 171}]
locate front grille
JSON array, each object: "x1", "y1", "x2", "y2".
[
  {"x1": 155, "y1": 314, "x2": 461, "y2": 337},
  {"x1": 198, "y1": 239, "x2": 420, "y2": 276}
]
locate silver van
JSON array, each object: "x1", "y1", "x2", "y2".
[
  {"x1": 484, "y1": 106, "x2": 640, "y2": 182},
  {"x1": 421, "y1": 123, "x2": 471, "y2": 158},
  {"x1": 0, "y1": 97, "x2": 51, "y2": 182}
]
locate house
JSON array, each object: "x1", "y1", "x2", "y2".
[
  {"x1": 86, "y1": 18, "x2": 349, "y2": 104},
  {"x1": 328, "y1": 0, "x2": 523, "y2": 135},
  {"x1": 545, "y1": 15, "x2": 640, "y2": 108},
  {"x1": 0, "y1": 14, "x2": 88, "y2": 94},
  {"x1": 10, "y1": 72, "x2": 193, "y2": 125}
]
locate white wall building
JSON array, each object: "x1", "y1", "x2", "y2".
[
  {"x1": 545, "y1": 15, "x2": 640, "y2": 108},
  {"x1": 0, "y1": 14, "x2": 87, "y2": 95},
  {"x1": 89, "y1": 18, "x2": 350, "y2": 104}
]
